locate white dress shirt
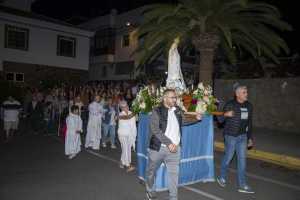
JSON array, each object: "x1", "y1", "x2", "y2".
[{"x1": 164, "y1": 107, "x2": 180, "y2": 145}]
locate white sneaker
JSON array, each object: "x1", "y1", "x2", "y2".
[
  {"x1": 68, "y1": 154, "x2": 76, "y2": 159},
  {"x1": 119, "y1": 163, "x2": 124, "y2": 169},
  {"x1": 111, "y1": 144, "x2": 117, "y2": 149},
  {"x1": 238, "y1": 185, "x2": 255, "y2": 194},
  {"x1": 102, "y1": 143, "x2": 107, "y2": 148},
  {"x1": 216, "y1": 177, "x2": 226, "y2": 187}
]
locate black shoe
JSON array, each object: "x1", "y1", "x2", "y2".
[{"x1": 146, "y1": 191, "x2": 157, "y2": 200}]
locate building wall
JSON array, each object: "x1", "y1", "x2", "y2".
[
  {"x1": 1, "y1": 0, "x2": 35, "y2": 12},
  {"x1": 81, "y1": 8, "x2": 144, "y2": 80},
  {"x1": 3, "y1": 61, "x2": 88, "y2": 86},
  {"x1": 113, "y1": 8, "x2": 142, "y2": 63},
  {"x1": 214, "y1": 78, "x2": 300, "y2": 133},
  {"x1": 0, "y1": 11, "x2": 92, "y2": 71},
  {"x1": 82, "y1": 6, "x2": 197, "y2": 81}
]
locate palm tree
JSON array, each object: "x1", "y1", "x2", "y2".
[{"x1": 134, "y1": 0, "x2": 292, "y2": 85}]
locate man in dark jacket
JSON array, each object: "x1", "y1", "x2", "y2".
[
  {"x1": 145, "y1": 89, "x2": 201, "y2": 200},
  {"x1": 216, "y1": 84, "x2": 254, "y2": 194},
  {"x1": 27, "y1": 95, "x2": 44, "y2": 134}
]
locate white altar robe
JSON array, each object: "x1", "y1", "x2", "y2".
[
  {"x1": 65, "y1": 113, "x2": 82, "y2": 155},
  {"x1": 85, "y1": 101, "x2": 104, "y2": 150}
]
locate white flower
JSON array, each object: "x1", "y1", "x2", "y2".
[
  {"x1": 198, "y1": 82, "x2": 205, "y2": 90},
  {"x1": 196, "y1": 101, "x2": 207, "y2": 114},
  {"x1": 204, "y1": 89, "x2": 209, "y2": 96},
  {"x1": 203, "y1": 96, "x2": 210, "y2": 103},
  {"x1": 140, "y1": 102, "x2": 146, "y2": 109}
]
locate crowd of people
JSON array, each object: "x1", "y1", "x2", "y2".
[
  {"x1": 1, "y1": 80, "x2": 255, "y2": 199},
  {"x1": 1, "y1": 80, "x2": 144, "y2": 172}
]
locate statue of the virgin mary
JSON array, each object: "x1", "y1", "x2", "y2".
[{"x1": 166, "y1": 37, "x2": 186, "y2": 94}]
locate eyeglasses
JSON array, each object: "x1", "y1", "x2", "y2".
[{"x1": 167, "y1": 96, "x2": 177, "y2": 99}]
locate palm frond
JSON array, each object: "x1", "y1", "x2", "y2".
[{"x1": 135, "y1": 0, "x2": 292, "y2": 67}]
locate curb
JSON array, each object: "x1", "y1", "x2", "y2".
[{"x1": 214, "y1": 141, "x2": 300, "y2": 170}]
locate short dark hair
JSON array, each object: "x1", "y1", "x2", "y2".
[{"x1": 70, "y1": 105, "x2": 79, "y2": 113}]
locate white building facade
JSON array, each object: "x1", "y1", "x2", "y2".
[
  {"x1": 0, "y1": 2, "x2": 94, "y2": 86},
  {"x1": 79, "y1": 8, "x2": 142, "y2": 81},
  {"x1": 80, "y1": 7, "x2": 197, "y2": 81}
]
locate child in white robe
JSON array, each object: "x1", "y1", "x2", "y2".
[
  {"x1": 65, "y1": 105, "x2": 82, "y2": 159},
  {"x1": 118, "y1": 101, "x2": 137, "y2": 172}
]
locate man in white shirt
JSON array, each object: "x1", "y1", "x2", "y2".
[
  {"x1": 146, "y1": 89, "x2": 201, "y2": 200},
  {"x1": 2, "y1": 96, "x2": 21, "y2": 142}
]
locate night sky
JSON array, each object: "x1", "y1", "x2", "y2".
[
  {"x1": 32, "y1": 0, "x2": 298, "y2": 53},
  {"x1": 31, "y1": 0, "x2": 175, "y2": 22}
]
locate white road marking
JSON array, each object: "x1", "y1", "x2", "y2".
[
  {"x1": 228, "y1": 167, "x2": 300, "y2": 191},
  {"x1": 183, "y1": 186, "x2": 224, "y2": 200},
  {"x1": 85, "y1": 147, "x2": 224, "y2": 200},
  {"x1": 50, "y1": 136, "x2": 300, "y2": 194},
  {"x1": 85, "y1": 149, "x2": 119, "y2": 164}
]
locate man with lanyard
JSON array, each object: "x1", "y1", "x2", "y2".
[{"x1": 217, "y1": 83, "x2": 254, "y2": 194}]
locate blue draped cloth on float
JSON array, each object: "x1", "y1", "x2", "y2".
[{"x1": 137, "y1": 113, "x2": 215, "y2": 191}]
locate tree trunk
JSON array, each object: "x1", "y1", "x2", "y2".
[
  {"x1": 198, "y1": 49, "x2": 214, "y2": 85},
  {"x1": 193, "y1": 33, "x2": 219, "y2": 86}
]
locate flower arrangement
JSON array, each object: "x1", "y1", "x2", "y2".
[
  {"x1": 132, "y1": 83, "x2": 218, "y2": 115},
  {"x1": 188, "y1": 83, "x2": 218, "y2": 114},
  {"x1": 132, "y1": 86, "x2": 165, "y2": 114}
]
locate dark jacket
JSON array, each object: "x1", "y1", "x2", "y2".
[
  {"x1": 149, "y1": 104, "x2": 184, "y2": 151},
  {"x1": 223, "y1": 99, "x2": 253, "y2": 140},
  {"x1": 27, "y1": 101, "x2": 44, "y2": 119}
]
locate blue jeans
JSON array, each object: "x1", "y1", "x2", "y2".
[
  {"x1": 102, "y1": 123, "x2": 116, "y2": 145},
  {"x1": 220, "y1": 134, "x2": 247, "y2": 188}
]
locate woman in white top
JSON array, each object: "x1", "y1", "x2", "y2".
[
  {"x1": 117, "y1": 101, "x2": 137, "y2": 172},
  {"x1": 65, "y1": 105, "x2": 83, "y2": 159}
]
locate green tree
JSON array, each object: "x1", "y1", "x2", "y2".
[{"x1": 135, "y1": 0, "x2": 292, "y2": 85}]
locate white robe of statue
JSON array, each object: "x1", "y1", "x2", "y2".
[
  {"x1": 85, "y1": 101, "x2": 104, "y2": 150},
  {"x1": 65, "y1": 113, "x2": 82, "y2": 155},
  {"x1": 166, "y1": 38, "x2": 186, "y2": 92}
]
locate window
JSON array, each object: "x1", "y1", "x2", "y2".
[
  {"x1": 122, "y1": 34, "x2": 130, "y2": 47},
  {"x1": 57, "y1": 35, "x2": 76, "y2": 57},
  {"x1": 5, "y1": 72, "x2": 25, "y2": 82},
  {"x1": 101, "y1": 66, "x2": 107, "y2": 77},
  {"x1": 5, "y1": 25, "x2": 29, "y2": 51},
  {"x1": 15, "y1": 73, "x2": 24, "y2": 82},
  {"x1": 94, "y1": 28, "x2": 116, "y2": 55},
  {"x1": 6, "y1": 72, "x2": 14, "y2": 81},
  {"x1": 115, "y1": 61, "x2": 134, "y2": 75}
]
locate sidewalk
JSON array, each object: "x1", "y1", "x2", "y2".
[{"x1": 214, "y1": 126, "x2": 300, "y2": 170}]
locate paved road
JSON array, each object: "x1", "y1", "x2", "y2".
[{"x1": 0, "y1": 134, "x2": 299, "y2": 200}]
